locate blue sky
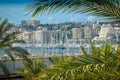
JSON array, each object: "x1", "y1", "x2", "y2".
[
  {"x1": 0, "y1": 0, "x2": 100, "y2": 25},
  {"x1": 0, "y1": 0, "x2": 33, "y2": 4}
]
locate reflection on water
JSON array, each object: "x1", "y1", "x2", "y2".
[{"x1": 24, "y1": 46, "x2": 90, "y2": 56}]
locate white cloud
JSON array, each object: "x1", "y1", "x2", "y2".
[
  {"x1": 87, "y1": 16, "x2": 96, "y2": 21},
  {"x1": 48, "y1": 16, "x2": 53, "y2": 20}
]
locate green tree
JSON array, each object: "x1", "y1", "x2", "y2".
[
  {"x1": 37, "y1": 44, "x2": 120, "y2": 80},
  {"x1": 24, "y1": 0, "x2": 120, "y2": 80},
  {"x1": 27, "y1": 0, "x2": 120, "y2": 22},
  {"x1": 0, "y1": 18, "x2": 29, "y2": 76},
  {"x1": 17, "y1": 59, "x2": 46, "y2": 80}
]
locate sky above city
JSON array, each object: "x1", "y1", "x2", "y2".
[{"x1": 0, "y1": 0, "x2": 101, "y2": 25}]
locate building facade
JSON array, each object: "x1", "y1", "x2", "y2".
[{"x1": 72, "y1": 28, "x2": 84, "y2": 40}]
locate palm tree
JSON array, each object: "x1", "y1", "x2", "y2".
[
  {"x1": 37, "y1": 44, "x2": 120, "y2": 80},
  {"x1": 25, "y1": 0, "x2": 120, "y2": 79},
  {"x1": 0, "y1": 18, "x2": 29, "y2": 76},
  {"x1": 27, "y1": 0, "x2": 120, "y2": 22},
  {"x1": 17, "y1": 44, "x2": 120, "y2": 80},
  {"x1": 17, "y1": 59, "x2": 46, "y2": 80}
]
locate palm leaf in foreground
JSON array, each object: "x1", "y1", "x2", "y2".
[
  {"x1": 17, "y1": 59, "x2": 46, "y2": 80},
  {"x1": 0, "y1": 18, "x2": 29, "y2": 76},
  {"x1": 27, "y1": 0, "x2": 120, "y2": 22},
  {"x1": 38, "y1": 44, "x2": 120, "y2": 80}
]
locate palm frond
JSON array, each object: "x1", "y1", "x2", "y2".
[
  {"x1": 38, "y1": 43, "x2": 120, "y2": 80},
  {"x1": 5, "y1": 50, "x2": 15, "y2": 61},
  {"x1": 0, "y1": 19, "x2": 8, "y2": 32},
  {"x1": 0, "y1": 61, "x2": 10, "y2": 76},
  {"x1": 27, "y1": 0, "x2": 120, "y2": 22},
  {"x1": 0, "y1": 18, "x2": 30, "y2": 76},
  {"x1": 26, "y1": 0, "x2": 82, "y2": 17},
  {"x1": 17, "y1": 59, "x2": 46, "y2": 80},
  {"x1": 80, "y1": 45, "x2": 89, "y2": 57},
  {"x1": 81, "y1": 0, "x2": 120, "y2": 22},
  {"x1": 115, "y1": 44, "x2": 120, "y2": 56}
]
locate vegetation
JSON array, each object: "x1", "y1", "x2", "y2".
[
  {"x1": 40, "y1": 44, "x2": 120, "y2": 80},
  {"x1": 27, "y1": 0, "x2": 120, "y2": 22},
  {"x1": 17, "y1": 0, "x2": 120, "y2": 80},
  {"x1": 17, "y1": 59, "x2": 46, "y2": 80},
  {"x1": 0, "y1": 18, "x2": 29, "y2": 76},
  {"x1": 1, "y1": 0, "x2": 120, "y2": 80},
  {"x1": 17, "y1": 44, "x2": 120, "y2": 80}
]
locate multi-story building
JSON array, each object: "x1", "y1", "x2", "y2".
[
  {"x1": 31, "y1": 30, "x2": 42, "y2": 43},
  {"x1": 28, "y1": 28, "x2": 51, "y2": 44},
  {"x1": 84, "y1": 26, "x2": 94, "y2": 39},
  {"x1": 99, "y1": 24, "x2": 113, "y2": 40},
  {"x1": 21, "y1": 31, "x2": 31, "y2": 43},
  {"x1": 113, "y1": 27, "x2": 120, "y2": 44},
  {"x1": 72, "y1": 28, "x2": 84, "y2": 40},
  {"x1": 20, "y1": 28, "x2": 67, "y2": 44},
  {"x1": 51, "y1": 30, "x2": 67, "y2": 44},
  {"x1": 21, "y1": 20, "x2": 27, "y2": 26},
  {"x1": 93, "y1": 22, "x2": 101, "y2": 36},
  {"x1": 93, "y1": 24, "x2": 114, "y2": 41}
]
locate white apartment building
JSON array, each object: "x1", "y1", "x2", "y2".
[
  {"x1": 21, "y1": 31, "x2": 31, "y2": 43},
  {"x1": 72, "y1": 28, "x2": 84, "y2": 40},
  {"x1": 93, "y1": 24, "x2": 114, "y2": 41},
  {"x1": 20, "y1": 28, "x2": 67, "y2": 44},
  {"x1": 84, "y1": 26, "x2": 94, "y2": 39},
  {"x1": 99, "y1": 24, "x2": 113, "y2": 40},
  {"x1": 113, "y1": 27, "x2": 120, "y2": 43},
  {"x1": 93, "y1": 22, "x2": 101, "y2": 36}
]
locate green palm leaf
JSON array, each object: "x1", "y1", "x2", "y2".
[
  {"x1": 0, "y1": 61, "x2": 10, "y2": 76},
  {"x1": 80, "y1": 46, "x2": 88, "y2": 57},
  {"x1": 0, "y1": 18, "x2": 30, "y2": 76},
  {"x1": 38, "y1": 44, "x2": 120, "y2": 80},
  {"x1": 27, "y1": 0, "x2": 120, "y2": 22},
  {"x1": 17, "y1": 59, "x2": 46, "y2": 80},
  {"x1": 115, "y1": 44, "x2": 120, "y2": 56}
]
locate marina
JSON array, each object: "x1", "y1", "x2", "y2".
[{"x1": 13, "y1": 43, "x2": 90, "y2": 56}]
